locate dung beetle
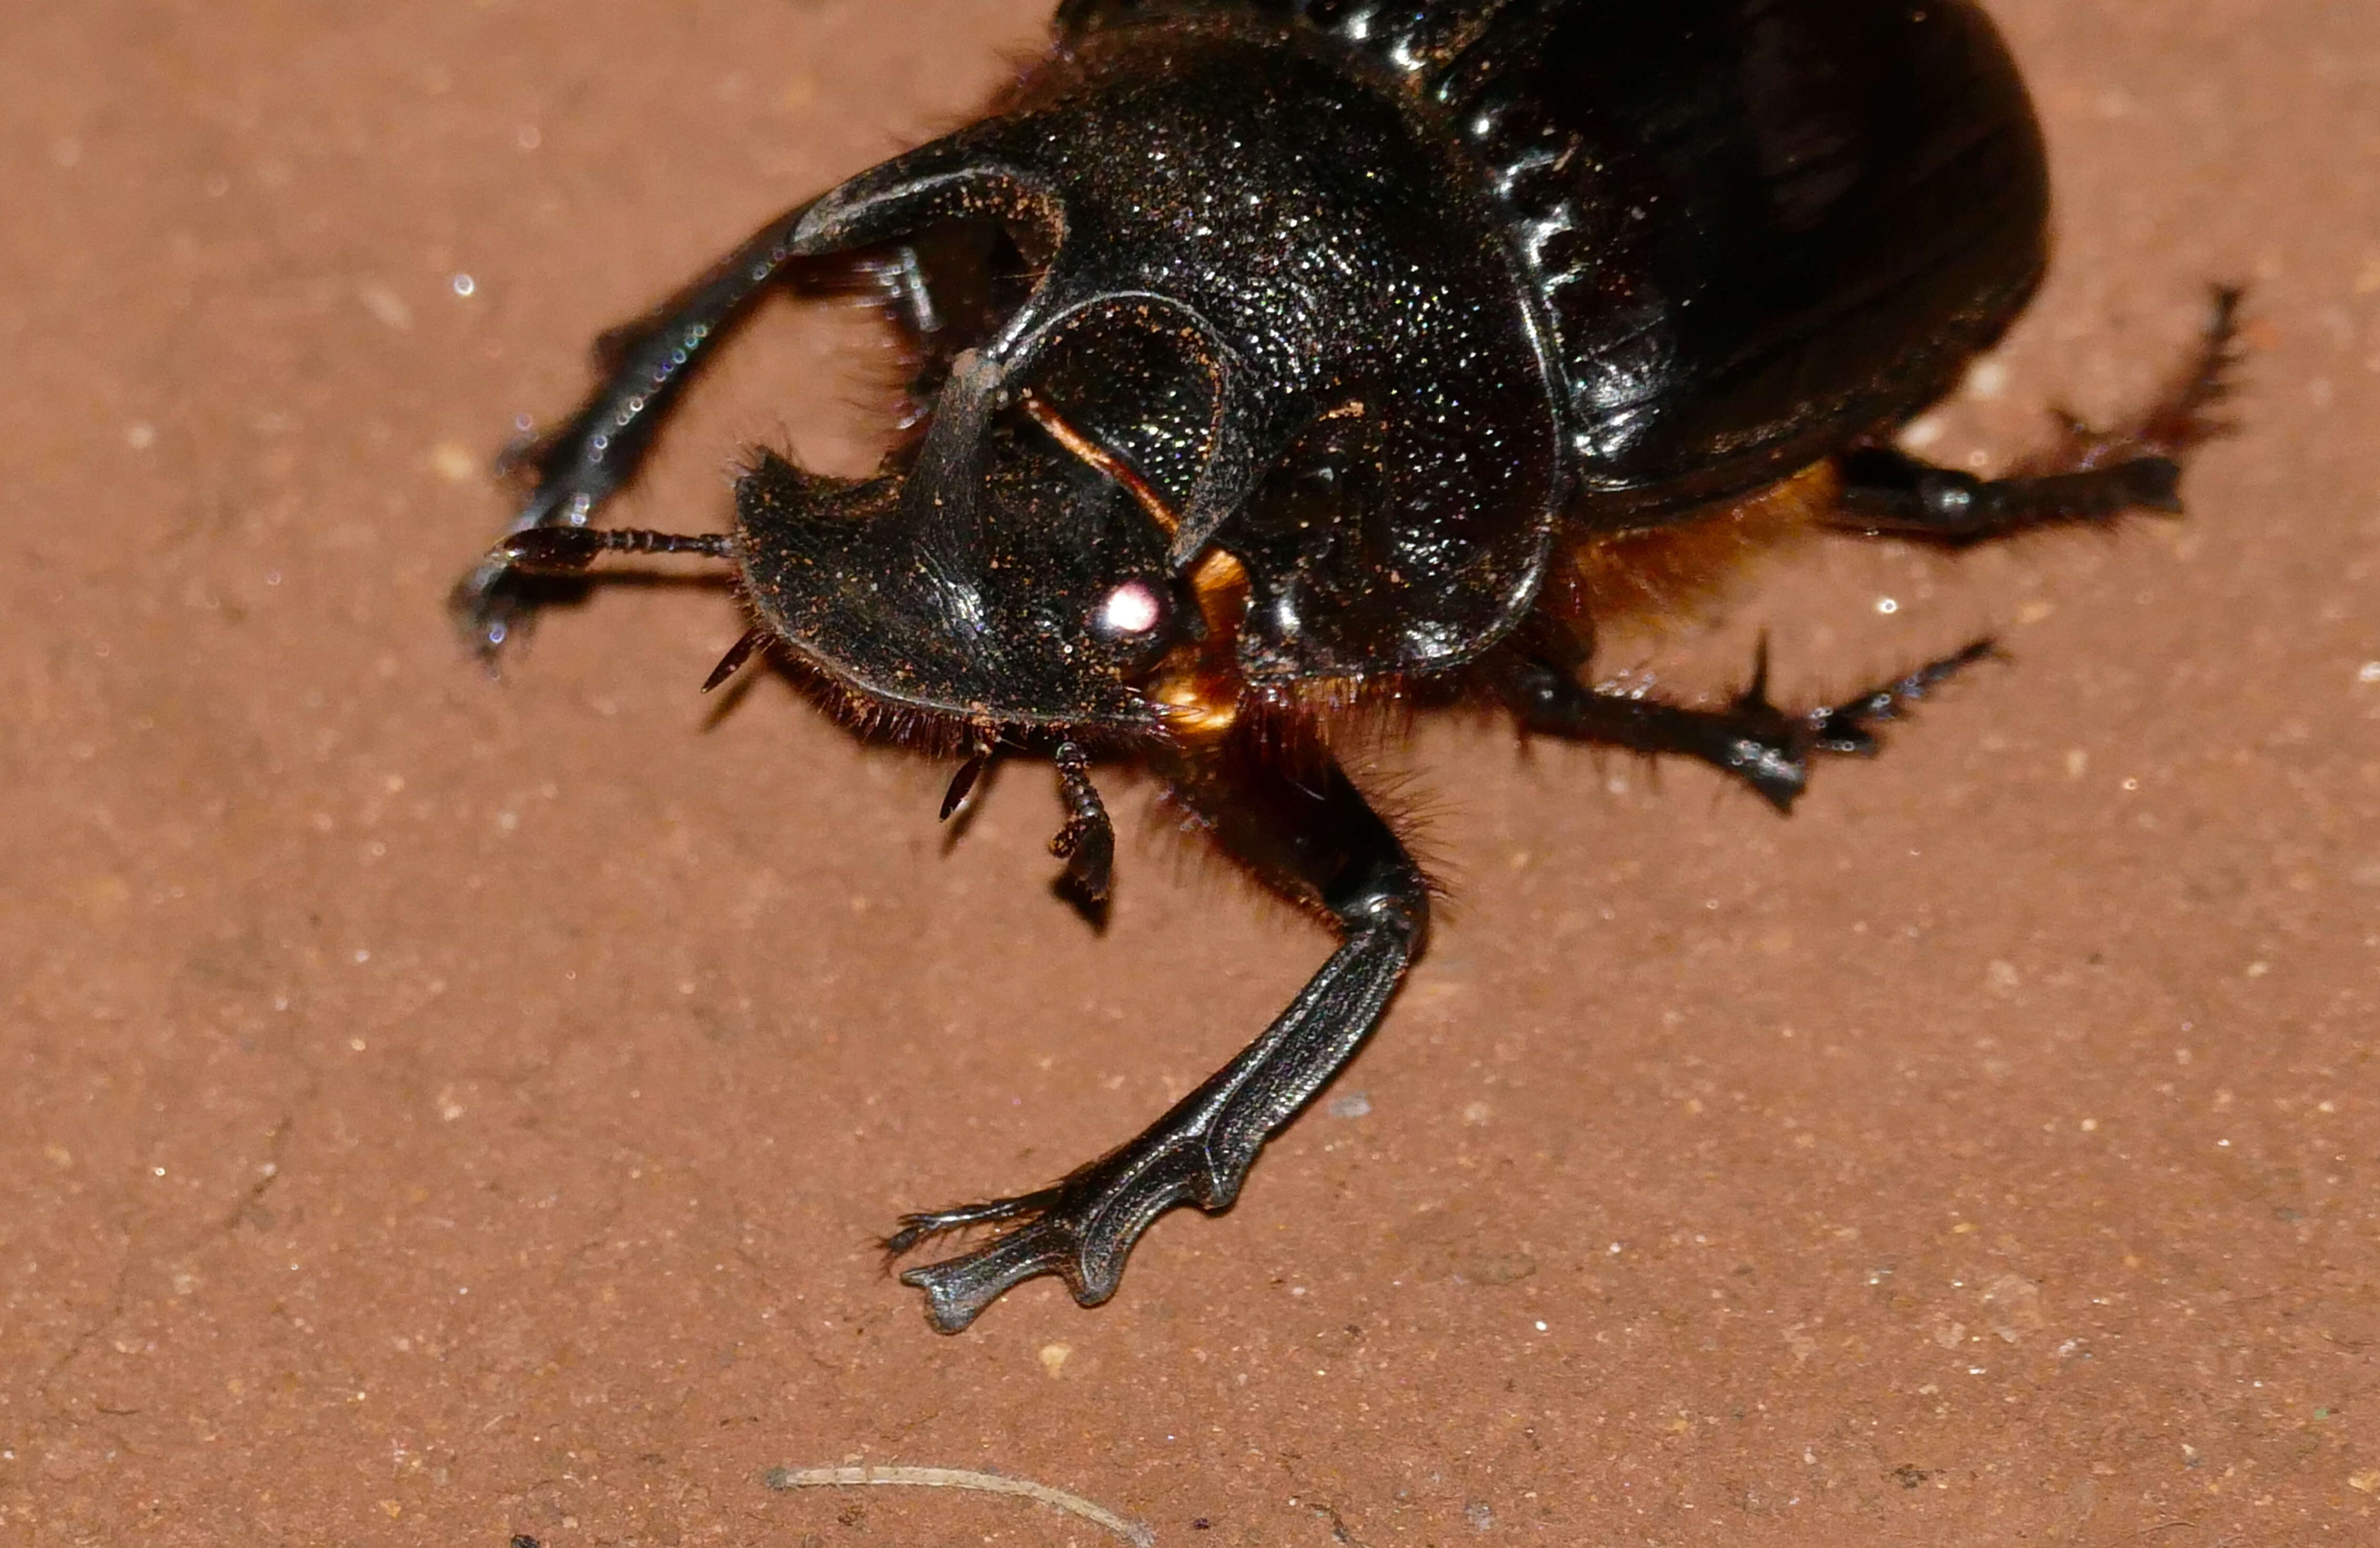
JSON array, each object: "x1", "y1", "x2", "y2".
[{"x1": 454, "y1": 0, "x2": 2238, "y2": 1333}]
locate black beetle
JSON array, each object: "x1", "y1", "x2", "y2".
[{"x1": 455, "y1": 0, "x2": 2238, "y2": 1333}]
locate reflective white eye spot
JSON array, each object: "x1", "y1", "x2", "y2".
[{"x1": 1096, "y1": 580, "x2": 1163, "y2": 638}]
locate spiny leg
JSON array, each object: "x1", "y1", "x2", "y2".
[
  {"x1": 452, "y1": 198, "x2": 826, "y2": 655},
  {"x1": 453, "y1": 213, "x2": 1039, "y2": 658},
  {"x1": 886, "y1": 723, "x2": 1429, "y2": 1333},
  {"x1": 2021, "y1": 284, "x2": 2244, "y2": 474},
  {"x1": 1496, "y1": 624, "x2": 1997, "y2": 813},
  {"x1": 1832, "y1": 285, "x2": 2244, "y2": 542}
]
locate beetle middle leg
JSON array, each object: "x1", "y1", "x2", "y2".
[
  {"x1": 1495, "y1": 627, "x2": 1996, "y2": 813},
  {"x1": 452, "y1": 210, "x2": 1015, "y2": 655},
  {"x1": 886, "y1": 723, "x2": 1429, "y2": 1333},
  {"x1": 450, "y1": 199, "x2": 838, "y2": 654},
  {"x1": 1831, "y1": 286, "x2": 2243, "y2": 543}
]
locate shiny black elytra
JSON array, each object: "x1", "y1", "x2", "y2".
[{"x1": 455, "y1": 0, "x2": 2238, "y2": 1333}]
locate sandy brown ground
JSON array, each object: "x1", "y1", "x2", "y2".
[{"x1": 4, "y1": 2, "x2": 2376, "y2": 1544}]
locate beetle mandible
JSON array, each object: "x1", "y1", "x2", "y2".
[{"x1": 455, "y1": 0, "x2": 2238, "y2": 1333}]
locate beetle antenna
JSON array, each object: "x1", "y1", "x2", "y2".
[
  {"x1": 1049, "y1": 742, "x2": 1115, "y2": 909},
  {"x1": 494, "y1": 526, "x2": 736, "y2": 574},
  {"x1": 1018, "y1": 389, "x2": 1184, "y2": 537}
]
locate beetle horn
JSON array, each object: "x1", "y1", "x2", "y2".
[
  {"x1": 778, "y1": 128, "x2": 1063, "y2": 560},
  {"x1": 922, "y1": 282, "x2": 1265, "y2": 566},
  {"x1": 787, "y1": 114, "x2": 1271, "y2": 574},
  {"x1": 895, "y1": 343, "x2": 1004, "y2": 559},
  {"x1": 786, "y1": 128, "x2": 1063, "y2": 264}
]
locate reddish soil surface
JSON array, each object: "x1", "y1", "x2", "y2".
[{"x1": 5, "y1": 3, "x2": 2376, "y2": 1544}]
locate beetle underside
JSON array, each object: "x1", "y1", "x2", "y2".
[{"x1": 454, "y1": 1, "x2": 2241, "y2": 1332}]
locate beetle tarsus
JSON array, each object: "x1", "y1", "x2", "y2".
[
  {"x1": 883, "y1": 1188, "x2": 1058, "y2": 1258},
  {"x1": 2039, "y1": 282, "x2": 2245, "y2": 468},
  {"x1": 1499, "y1": 634, "x2": 2001, "y2": 813},
  {"x1": 1802, "y1": 638, "x2": 2002, "y2": 757}
]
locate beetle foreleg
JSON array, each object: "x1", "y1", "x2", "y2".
[{"x1": 888, "y1": 730, "x2": 1429, "y2": 1333}]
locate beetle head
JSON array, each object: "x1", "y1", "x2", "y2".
[{"x1": 735, "y1": 323, "x2": 1198, "y2": 735}]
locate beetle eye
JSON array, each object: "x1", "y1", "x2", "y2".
[
  {"x1": 1088, "y1": 578, "x2": 1174, "y2": 672},
  {"x1": 1095, "y1": 580, "x2": 1163, "y2": 638}
]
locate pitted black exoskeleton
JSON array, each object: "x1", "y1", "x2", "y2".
[{"x1": 455, "y1": 0, "x2": 2239, "y2": 1333}]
